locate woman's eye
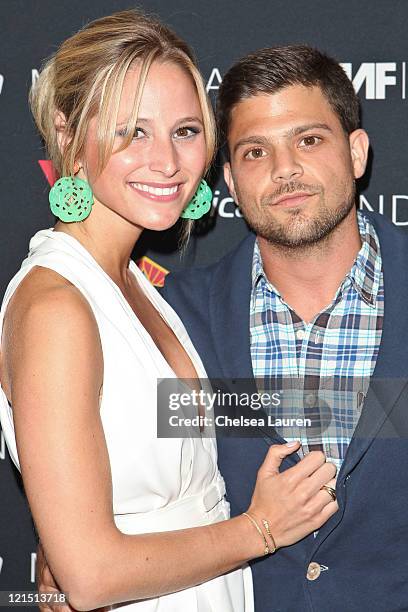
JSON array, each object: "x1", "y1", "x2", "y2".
[
  {"x1": 245, "y1": 148, "x2": 266, "y2": 160},
  {"x1": 133, "y1": 128, "x2": 145, "y2": 139},
  {"x1": 299, "y1": 135, "x2": 321, "y2": 147},
  {"x1": 174, "y1": 126, "x2": 199, "y2": 138},
  {"x1": 115, "y1": 127, "x2": 145, "y2": 139}
]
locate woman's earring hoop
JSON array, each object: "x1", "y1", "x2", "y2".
[
  {"x1": 181, "y1": 179, "x2": 212, "y2": 220},
  {"x1": 49, "y1": 165, "x2": 94, "y2": 223}
]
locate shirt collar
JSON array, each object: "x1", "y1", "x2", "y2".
[
  {"x1": 252, "y1": 240, "x2": 282, "y2": 296},
  {"x1": 251, "y1": 210, "x2": 382, "y2": 307},
  {"x1": 348, "y1": 210, "x2": 382, "y2": 306}
]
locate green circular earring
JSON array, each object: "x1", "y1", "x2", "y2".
[
  {"x1": 181, "y1": 179, "x2": 213, "y2": 220},
  {"x1": 49, "y1": 176, "x2": 94, "y2": 223}
]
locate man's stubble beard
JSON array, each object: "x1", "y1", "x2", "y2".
[{"x1": 236, "y1": 179, "x2": 356, "y2": 251}]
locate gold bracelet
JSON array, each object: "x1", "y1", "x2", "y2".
[
  {"x1": 242, "y1": 512, "x2": 270, "y2": 556},
  {"x1": 262, "y1": 519, "x2": 277, "y2": 553}
]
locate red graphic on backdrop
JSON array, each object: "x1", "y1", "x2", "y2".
[
  {"x1": 38, "y1": 160, "x2": 58, "y2": 186},
  {"x1": 38, "y1": 160, "x2": 169, "y2": 287},
  {"x1": 137, "y1": 257, "x2": 169, "y2": 287}
]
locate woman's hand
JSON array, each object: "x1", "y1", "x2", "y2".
[
  {"x1": 246, "y1": 442, "x2": 338, "y2": 550},
  {"x1": 36, "y1": 543, "x2": 77, "y2": 612},
  {"x1": 36, "y1": 543, "x2": 107, "y2": 612}
]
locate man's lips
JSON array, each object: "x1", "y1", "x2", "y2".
[
  {"x1": 128, "y1": 181, "x2": 182, "y2": 202},
  {"x1": 272, "y1": 192, "x2": 315, "y2": 207}
]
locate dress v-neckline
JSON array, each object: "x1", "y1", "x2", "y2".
[{"x1": 43, "y1": 229, "x2": 205, "y2": 383}]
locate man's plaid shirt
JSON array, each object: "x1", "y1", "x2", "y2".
[{"x1": 250, "y1": 211, "x2": 384, "y2": 471}]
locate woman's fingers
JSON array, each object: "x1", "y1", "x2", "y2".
[
  {"x1": 280, "y1": 449, "x2": 327, "y2": 485},
  {"x1": 258, "y1": 441, "x2": 301, "y2": 477},
  {"x1": 316, "y1": 495, "x2": 339, "y2": 523},
  {"x1": 317, "y1": 477, "x2": 337, "y2": 504},
  {"x1": 305, "y1": 462, "x2": 337, "y2": 495}
]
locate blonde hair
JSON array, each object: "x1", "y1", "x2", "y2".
[{"x1": 30, "y1": 9, "x2": 216, "y2": 181}]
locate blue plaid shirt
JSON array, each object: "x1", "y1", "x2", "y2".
[{"x1": 250, "y1": 211, "x2": 384, "y2": 470}]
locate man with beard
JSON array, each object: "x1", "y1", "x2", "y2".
[{"x1": 163, "y1": 46, "x2": 408, "y2": 611}]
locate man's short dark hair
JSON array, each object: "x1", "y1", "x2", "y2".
[{"x1": 217, "y1": 45, "x2": 360, "y2": 151}]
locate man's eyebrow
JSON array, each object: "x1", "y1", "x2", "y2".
[
  {"x1": 233, "y1": 135, "x2": 270, "y2": 154},
  {"x1": 233, "y1": 123, "x2": 333, "y2": 154},
  {"x1": 286, "y1": 123, "x2": 333, "y2": 137}
]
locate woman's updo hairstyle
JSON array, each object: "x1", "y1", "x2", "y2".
[{"x1": 30, "y1": 9, "x2": 215, "y2": 178}]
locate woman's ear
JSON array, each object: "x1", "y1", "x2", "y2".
[{"x1": 54, "y1": 111, "x2": 69, "y2": 152}]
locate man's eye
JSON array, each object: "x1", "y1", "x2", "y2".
[
  {"x1": 299, "y1": 135, "x2": 321, "y2": 147},
  {"x1": 245, "y1": 148, "x2": 266, "y2": 160}
]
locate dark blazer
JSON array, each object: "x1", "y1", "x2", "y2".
[{"x1": 162, "y1": 211, "x2": 408, "y2": 612}]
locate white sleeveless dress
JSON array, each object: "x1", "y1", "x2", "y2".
[{"x1": 0, "y1": 229, "x2": 253, "y2": 612}]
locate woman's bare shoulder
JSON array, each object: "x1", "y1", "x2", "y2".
[
  {"x1": 1, "y1": 265, "x2": 102, "y2": 399},
  {"x1": 5, "y1": 265, "x2": 94, "y2": 328},
  {"x1": 2, "y1": 265, "x2": 101, "y2": 370}
]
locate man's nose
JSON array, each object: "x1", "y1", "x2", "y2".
[{"x1": 271, "y1": 147, "x2": 303, "y2": 183}]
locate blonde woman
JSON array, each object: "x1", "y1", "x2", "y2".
[{"x1": 0, "y1": 10, "x2": 337, "y2": 611}]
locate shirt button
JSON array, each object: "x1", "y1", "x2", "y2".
[
  {"x1": 305, "y1": 393, "x2": 316, "y2": 406},
  {"x1": 296, "y1": 329, "x2": 306, "y2": 340},
  {"x1": 306, "y1": 561, "x2": 321, "y2": 581}
]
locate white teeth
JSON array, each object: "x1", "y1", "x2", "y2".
[{"x1": 130, "y1": 182, "x2": 178, "y2": 196}]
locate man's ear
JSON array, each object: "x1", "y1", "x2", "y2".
[
  {"x1": 349, "y1": 129, "x2": 369, "y2": 179},
  {"x1": 54, "y1": 111, "x2": 70, "y2": 152},
  {"x1": 223, "y1": 161, "x2": 238, "y2": 202}
]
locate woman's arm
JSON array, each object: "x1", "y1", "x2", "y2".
[{"x1": 2, "y1": 275, "x2": 337, "y2": 611}]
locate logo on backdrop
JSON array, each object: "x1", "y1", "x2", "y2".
[
  {"x1": 340, "y1": 62, "x2": 406, "y2": 100},
  {"x1": 31, "y1": 553, "x2": 36, "y2": 582},
  {"x1": 33, "y1": 63, "x2": 408, "y2": 100},
  {"x1": 138, "y1": 257, "x2": 169, "y2": 287},
  {"x1": 360, "y1": 194, "x2": 408, "y2": 225},
  {"x1": 0, "y1": 431, "x2": 5, "y2": 460},
  {"x1": 32, "y1": 69, "x2": 39, "y2": 88},
  {"x1": 0, "y1": 557, "x2": 3, "y2": 574},
  {"x1": 38, "y1": 160, "x2": 58, "y2": 186},
  {"x1": 206, "y1": 68, "x2": 222, "y2": 93},
  {"x1": 205, "y1": 63, "x2": 407, "y2": 100},
  {"x1": 212, "y1": 190, "x2": 242, "y2": 218},
  {"x1": 0, "y1": 74, "x2": 4, "y2": 95}
]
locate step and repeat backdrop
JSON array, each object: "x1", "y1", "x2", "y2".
[{"x1": 2, "y1": 0, "x2": 408, "y2": 602}]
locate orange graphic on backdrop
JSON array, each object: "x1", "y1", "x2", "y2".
[
  {"x1": 137, "y1": 257, "x2": 169, "y2": 287},
  {"x1": 38, "y1": 160, "x2": 169, "y2": 287}
]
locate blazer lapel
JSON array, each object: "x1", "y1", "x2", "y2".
[
  {"x1": 210, "y1": 234, "x2": 255, "y2": 380},
  {"x1": 338, "y1": 213, "x2": 408, "y2": 480},
  {"x1": 309, "y1": 213, "x2": 408, "y2": 552},
  {"x1": 209, "y1": 234, "x2": 291, "y2": 448}
]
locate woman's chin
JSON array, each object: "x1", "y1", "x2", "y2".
[{"x1": 142, "y1": 214, "x2": 182, "y2": 233}]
